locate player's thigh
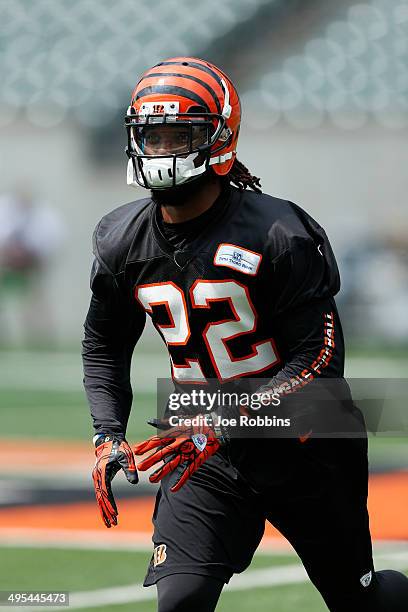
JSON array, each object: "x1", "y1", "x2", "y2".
[
  {"x1": 143, "y1": 451, "x2": 265, "y2": 587},
  {"x1": 265, "y1": 436, "x2": 375, "y2": 610},
  {"x1": 157, "y1": 573, "x2": 224, "y2": 612}
]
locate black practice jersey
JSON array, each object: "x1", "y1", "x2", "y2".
[{"x1": 82, "y1": 185, "x2": 349, "y2": 483}]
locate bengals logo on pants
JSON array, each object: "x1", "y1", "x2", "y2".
[{"x1": 153, "y1": 544, "x2": 167, "y2": 567}]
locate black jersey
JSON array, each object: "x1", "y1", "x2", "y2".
[{"x1": 82, "y1": 186, "x2": 350, "y2": 483}]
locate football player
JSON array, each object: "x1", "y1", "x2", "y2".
[{"x1": 83, "y1": 57, "x2": 408, "y2": 611}]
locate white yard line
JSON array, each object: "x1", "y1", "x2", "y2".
[{"x1": 62, "y1": 564, "x2": 310, "y2": 609}]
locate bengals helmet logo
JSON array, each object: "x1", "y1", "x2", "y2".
[
  {"x1": 153, "y1": 104, "x2": 165, "y2": 114},
  {"x1": 153, "y1": 544, "x2": 167, "y2": 567}
]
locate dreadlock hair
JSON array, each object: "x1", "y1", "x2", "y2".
[{"x1": 227, "y1": 157, "x2": 262, "y2": 193}]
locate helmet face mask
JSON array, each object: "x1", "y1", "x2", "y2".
[
  {"x1": 125, "y1": 57, "x2": 240, "y2": 190},
  {"x1": 126, "y1": 111, "x2": 226, "y2": 189}
]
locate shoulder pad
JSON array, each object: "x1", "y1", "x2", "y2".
[{"x1": 92, "y1": 197, "x2": 152, "y2": 274}]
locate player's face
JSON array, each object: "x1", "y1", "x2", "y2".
[{"x1": 134, "y1": 123, "x2": 208, "y2": 156}]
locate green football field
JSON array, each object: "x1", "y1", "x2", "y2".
[
  {"x1": 0, "y1": 547, "x2": 347, "y2": 611},
  {"x1": 0, "y1": 388, "x2": 155, "y2": 441},
  {"x1": 1, "y1": 546, "x2": 407, "y2": 611}
]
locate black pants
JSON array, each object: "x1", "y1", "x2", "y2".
[{"x1": 145, "y1": 435, "x2": 378, "y2": 611}]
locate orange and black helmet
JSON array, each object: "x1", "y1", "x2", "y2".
[{"x1": 125, "y1": 56, "x2": 241, "y2": 189}]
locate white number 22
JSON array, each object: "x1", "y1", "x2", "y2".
[{"x1": 136, "y1": 279, "x2": 279, "y2": 382}]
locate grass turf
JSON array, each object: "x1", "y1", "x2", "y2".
[
  {"x1": 0, "y1": 547, "x2": 324, "y2": 612},
  {"x1": 0, "y1": 389, "x2": 156, "y2": 442},
  {"x1": 2, "y1": 547, "x2": 406, "y2": 612},
  {"x1": 0, "y1": 547, "x2": 297, "y2": 591}
]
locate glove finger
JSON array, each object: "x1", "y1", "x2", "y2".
[
  {"x1": 170, "y1": 441, "x2": 221, "y2": 493},
  {"x1": 137, "y1": 439, "x2": 183, "y2": 471},
  {"x1": 99, "y1": 468, "x2": 119, "y2": 527},
  {"x1": 147, "y1": 418, "x2": 171, "y2": 430},
  {"x1": 168, "y1": 439, "x2": 220, "y2": 493},
  {"x1": 136, "y1": 447, "x2": 167, "y2": 471},
  {"x1": 92, "y1": 465, "x2": 117, "y2": 517},
  {"x1": 117, "y1": 443, "x2": 139, "y2": 484},
  {"x1": 133, "y1": 435, "x2": 174, "y2": 455},
  {"x1": 92, "y1": 465, "x2": 118, "y2": 528},
  {"x1": 98, "y1": 482, "x2": 118, "y2": 527},
  {"x1": 149, "y1": 454, "x2": 183, "y2": 484},
  {"x1": 206, "y1": 439, "x2": 221, "y2": 457},
  {"x1": 94, "y1": 490, "x2": 111, "y2": 528},
  {"x1": 169, "y1": 453, "x2": 205, "y2": 493},
  {"x1": 96, "y1": 491, "x2": 117, "y2": 528},
  {"x1": 104, "y1": 461, "x2": 120, "y2": 513}
]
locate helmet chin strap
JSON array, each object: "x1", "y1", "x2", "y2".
[{"x1": 209, "y1": 151, "x2": 233, "y2": 165}]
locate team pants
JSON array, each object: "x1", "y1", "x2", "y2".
[{"x1": 144, "y1": 435, "x2": 407, "y2": 611}]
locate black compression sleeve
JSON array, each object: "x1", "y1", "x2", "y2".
[
  {"x1": 251, "y1": 298, "x2": 358, "y2": 437},
  {"x1": 82, "y1": 257, "x2": 146, "y2": 436},
  {"x1": 262, "y1": 296, "x2": 344, "y2": 391},
  {"x1": 157, "y1": 573, "x2": 224, "y2": 612}
]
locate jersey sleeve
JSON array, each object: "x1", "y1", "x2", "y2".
[
  {"x1": 255, "y1": 203, "x2": 349, "y2": 432},
  {"x1": 82, "y1": 247, "x2": 146, "y2": 438},
  {"x1": 266, "y1": 200, "x2": 340, "y2": 316}
]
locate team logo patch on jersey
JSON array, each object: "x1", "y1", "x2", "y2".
[
  {"x1": 214, "y1": 244, "x2": 262, "y2": 276},
  {"x1": 153, "y1": 544, "x2": 167, "y2": 567},
  {"x1": 360, "y1": 571, "x2": 372, "y2": 587}
]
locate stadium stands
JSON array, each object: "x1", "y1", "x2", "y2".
[{"x1": 1, "y1": 0, "x2": 406, "y2": 129}]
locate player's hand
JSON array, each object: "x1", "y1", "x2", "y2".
[
  {"x1": 133, "y1": 416, "x2": 221, "y2": 492},
  {"x1": 92, "y1": 433, "x2": 138, "y2": 528}
]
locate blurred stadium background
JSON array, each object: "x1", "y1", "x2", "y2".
[{"x1": 0, "y1": 1, "x2": 407, "y2": 610}]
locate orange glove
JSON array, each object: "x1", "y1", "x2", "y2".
[
  {"x1": 133, "y1": 417, "x2": 221, "y2": 493},
  {"x1": 92, "y1": 434, "x2": 138, "y2": 528}
]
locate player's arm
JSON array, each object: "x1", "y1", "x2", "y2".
[
  {"x1": 82, "y1": 256, "x2": 146, "y2": 434},
  {"x1": 82, "y1": 248, "x2": 146, "y2": 527},
  {"x1": 247, "y1": 211, "x2": 356, "y2": 438},
  {"x1": 252, "y1": 296, "x2": 346, "y2": 436}
]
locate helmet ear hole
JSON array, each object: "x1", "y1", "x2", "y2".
[{"x1": 188, "y1": 105, "x2": 207, "y2": 115}]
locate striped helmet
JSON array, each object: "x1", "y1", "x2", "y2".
[{"x1": 125, "y1": 56, "x2": 241, "y2": 189}]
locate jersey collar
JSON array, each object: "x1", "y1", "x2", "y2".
[{"x1": 151, "y1": 183, "x2": 234, "y2": 261}]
